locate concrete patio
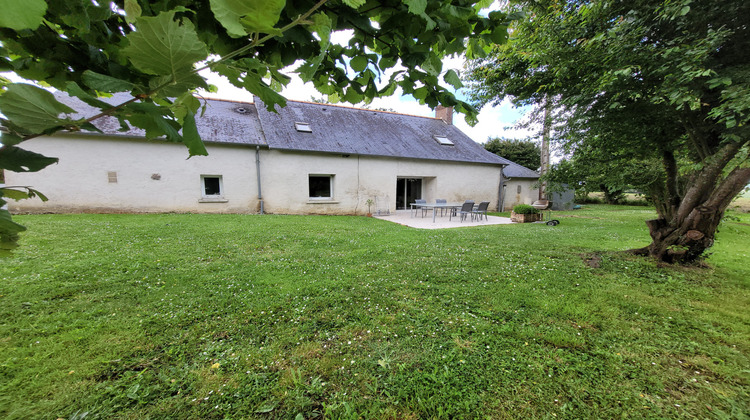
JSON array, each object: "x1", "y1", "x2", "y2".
[{"x1": 373, "y1": 210, "x2": 514, "y2": 229}]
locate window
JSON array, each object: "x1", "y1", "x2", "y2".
[
  {"x1": 201, "y1": 175, "x2": 223, "y2": 197},
  {"x1": 309, "y1": 175, "x2": 333, "y2": 199},
  {"x1": 107, "y1": 171, "x2": 118, "y2": 183},
  {"x1": 433, "y1": 135, "x2": 454, "y2": 146},
  {"x1": 295, "y1": 122, "x2": 312, "y2": 132},
  {"x1": 517, "y1": 185, "x2": 522, "y2": 194}
]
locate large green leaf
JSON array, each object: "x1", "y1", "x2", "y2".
[
  {"x1": 297, "y1": 12, "x2": 333, "y2": 81},
  {"x1": 0, "y1": 186, "x2": 48, "y2": 202},
  {"x1": 149, "y1": 73, "x2": 208, "y2": 97},
  {"x1": 124, "y1": 0, "x2": 142, "y2": 24},
  {"x1": 209, "y1": 0, "x2": 285, "y2": 38},
  {"x1": 443, "y1": 69, "x2": 463, "y2": 90},
  {"x1": 403, "y1": 0, "x2": 427, "y2": 15},
  {"x1": 0, "y1": 132, "x2": 24, "y2": 147},
  {"x1": 343, "y1": 0, "x2": 366, "y2": 8},
  {"x1": 65, "y1": 82, "x2": 116, "y2": 109},
  {"x1": 0, "y1": 84, "x2": 75, "y2": 134},
  {"x1": 0, "y1": 208, "x2": 25, "y2": 256},
  {"x1": 123, "y1": 103, "x2": 183, "y2": 143},
  {"x1": 182, "y1": 110, "x2": 208, "y2": 157},
  {"x1": 214, "y1": 64, "x2": 286, "y2": 111},
  {"x1": 422, "y1": 54, "x2": 443, "y2": 76},
  {"x1": 81, "y1": 71, "x2": 136, "y2": 93},
  {"x1": 242, "y1": 73, "x2": 287, "y2": 111},
  {"x1": 350, "y1": 56, "x2": 369, "y2": 72},
  {"x1": 123, "y1": 11, "x2": 208, "y2": 79},
  {"x1": 0, "y1": 0, "x2": 47, "y2": 30},
  {"x1": 0, "y1": 146, "x2": 59, "y2": 173}
]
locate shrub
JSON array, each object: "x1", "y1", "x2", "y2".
[{"x1": 512, "y1": 204, "x2": 539, "y2": 214}]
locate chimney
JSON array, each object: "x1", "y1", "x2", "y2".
[{"x1": 435, "y1": 105, "x2": 453, "y2": 125}]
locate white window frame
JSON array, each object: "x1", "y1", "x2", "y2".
[
  {"x1": 295, "y1": 122, "x2": 312, "y2": 132},
  {"x1": 308, "y1": 174, "x2": 334, "y2": 201},
  {"x1": 200, "y1": 175, "x2": 227, "y2": 203},
  {"x1": 433, "y1": 135, "x2": 454, "y2": 146}
]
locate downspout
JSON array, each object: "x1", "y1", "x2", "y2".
[
  {"x1": 256, "y1": 146, "x2": 264, "y2": 214},
  {"x1": 498, "y1": 165, "x2": 507, "y2": 212}
]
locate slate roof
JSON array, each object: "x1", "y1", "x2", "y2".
[
  {"x1": 53, "y1": 92, "x2": 512, "y2": 166},
  {"x1": 254, "y1": 98, "x2": 510, "y2": 166},
  {"x1": 54, "y1": 92, "x2": 266, "y2": 145},
  {"x1": 503, "y1": 161, "x2": 540, "y2": 178}
]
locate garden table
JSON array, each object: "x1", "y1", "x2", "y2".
[{"x1": 410, "y1": 202, "x2": 467, "y2": 222}]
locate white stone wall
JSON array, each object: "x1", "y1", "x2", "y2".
[
  {"x1": 501, "y1": 178, "x2": 540, "y2": 211},
  {"x1": 7, "y1": 135, "x2": 505, "y2": 215},
  {"x1": 260, "y1": 150, "x2": 504, "y2": 215},
  {"x1": 6, "y1": 135, "x2": 260, "y2": 213}
]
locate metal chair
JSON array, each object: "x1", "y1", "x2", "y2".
[
  {"x1": 457, "y1": 200, "x2": 475, "y2": 222},
  {"x1": 436, "y1": 198, "x2": 447, "y2": 216},
  {"x1": 472, "y1": 201, "x2": 490, "y2": 221},
  {"x1": 414, "y1": 199, "x2": 427, "y2": 217}
]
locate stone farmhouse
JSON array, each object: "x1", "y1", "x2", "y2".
[{"x1": 6, "y1": 94, "x2": 541, "y2": 215}]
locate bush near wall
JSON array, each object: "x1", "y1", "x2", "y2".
[{"x1": 511, "y1": 204, "x2": 541, "y2": 222}]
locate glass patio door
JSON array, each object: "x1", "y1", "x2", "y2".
[{"x1": 396, "y1": 178, "x2": 422, "y2": 210}]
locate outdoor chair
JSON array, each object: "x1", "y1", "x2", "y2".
[
  {"x1": 472, "y1": 201, "x2": 490, "y2": 221},
  {"x1": 414, "y1": 199, "x2": 428, "y2": 217},
  {"x1": 457, "y1": 200, "x2": 475, "y2": 222},
  {"x1": 436, "y1": 198, "x2": 448, "y2": 216}
]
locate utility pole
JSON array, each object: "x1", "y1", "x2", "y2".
[{"x1": 539, "y1": 97, "x2": 551, "y2": 200}]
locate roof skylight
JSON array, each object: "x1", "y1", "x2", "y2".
[
  {"x1": 295, "y1": 122, "x2": 312, "y2": 132},
  {"x1": 433, "y1": 135, "x2": 454, "y2": 146}
]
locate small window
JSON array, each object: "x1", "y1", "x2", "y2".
[
  {"x1": 433, "y1": 135, "x2": 454, "y2": 146},
  {"x1": 309, "y1": 175, "x2": 333, "y2": 199},
  {"x1": 295, "y1": 122, "x2": 312, "y2": 132},
  {"x1": 517, "y1": 185, "x2": 522, "y2": 194},
  {"x1": 107, "y1": 171, "x2": 118, "y2": 183},
  {"x1": 202, "y1": 175, "x2": 223, "y2": 197}
]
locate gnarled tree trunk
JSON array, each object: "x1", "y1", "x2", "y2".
[{"x1": 637, "y1": 163, "x2": 750, "y2": 264}]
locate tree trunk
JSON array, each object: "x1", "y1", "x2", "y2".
[
  {"x1": 641, "y1": 166, "x2": 750, "y2": 264},
  {"x1": 600, "y1": 184, "x2": 624, "y2": 204}
]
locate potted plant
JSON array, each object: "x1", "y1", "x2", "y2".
[
  {"x1": 365, "y1": 198, "x2": 374, "y2": 217},
  {"x1": 511, "y1": 204, "x2": 541, "y2": 223}
]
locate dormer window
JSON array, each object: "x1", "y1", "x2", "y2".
[
  {"x1": 295, "y1": 122, "x2": 312, "y2": 132},
  {"x1": 434, "y1": 135, "x2": 454, "y2": 146}
]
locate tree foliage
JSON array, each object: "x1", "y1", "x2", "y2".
[
  {"x1": 484, "y1": 137, "x2": 540, "y2": 170},
  {"x1": 546, "y1": 145, "x2": 663, "y2": 204},
  {"x1": 466, "y1": 0, "x2": 750, "y2": 263},
  {"x1": 0, "y1": 0, "x2": 512, "y2": 254}
]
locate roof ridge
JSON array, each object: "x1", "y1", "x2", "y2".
[
  {"x1": 197, "y1": 95, "x2": 254, "y2": 106},
  {"x1": 255, "y1": 95, "x2": 441, "y2": 121}
]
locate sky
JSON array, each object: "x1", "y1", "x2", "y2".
[
  {"x1": 196, "y1": 28, "x2": 536, "y2": 146},
  {"x1": 199, "y1": 67, "x2": 533, "y2": 145}
]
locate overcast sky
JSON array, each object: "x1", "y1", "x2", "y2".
[
  {"x1": 197, "y1": 27, "x2": 535, "y2": 146},
  {"x1": 199, "y1": 60, "x2": 534, "y2": 145}
]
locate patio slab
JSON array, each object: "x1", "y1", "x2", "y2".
[{"x1": 373, "y1": 210, "x2": 514, "y2": 229}]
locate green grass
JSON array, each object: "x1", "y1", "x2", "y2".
[{"x1": 1, "y1": 206, "x2": 749, "y2": 419}]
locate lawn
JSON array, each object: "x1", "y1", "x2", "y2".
[{"x1": 1, "y1": 206, "x2": 748, "y2": 419}]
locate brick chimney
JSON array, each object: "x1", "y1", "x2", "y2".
[{"x1": 435, "y1": 105, "x2": 453, "y2": 125}]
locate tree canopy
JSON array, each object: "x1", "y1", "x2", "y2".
[
  {"x1": 0, "y1": 0, "x2": 513, "y2": 254},
  {"x1": 484, "y1": 137, "x2": 540, "y2": 170},
  {"x1": 466, "y1": 0, "x2": 750, "y2": 263}
]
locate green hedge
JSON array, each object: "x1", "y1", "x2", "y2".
[{"x1": 512, "y1": 204, "x2": 539, "y2": 214}]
